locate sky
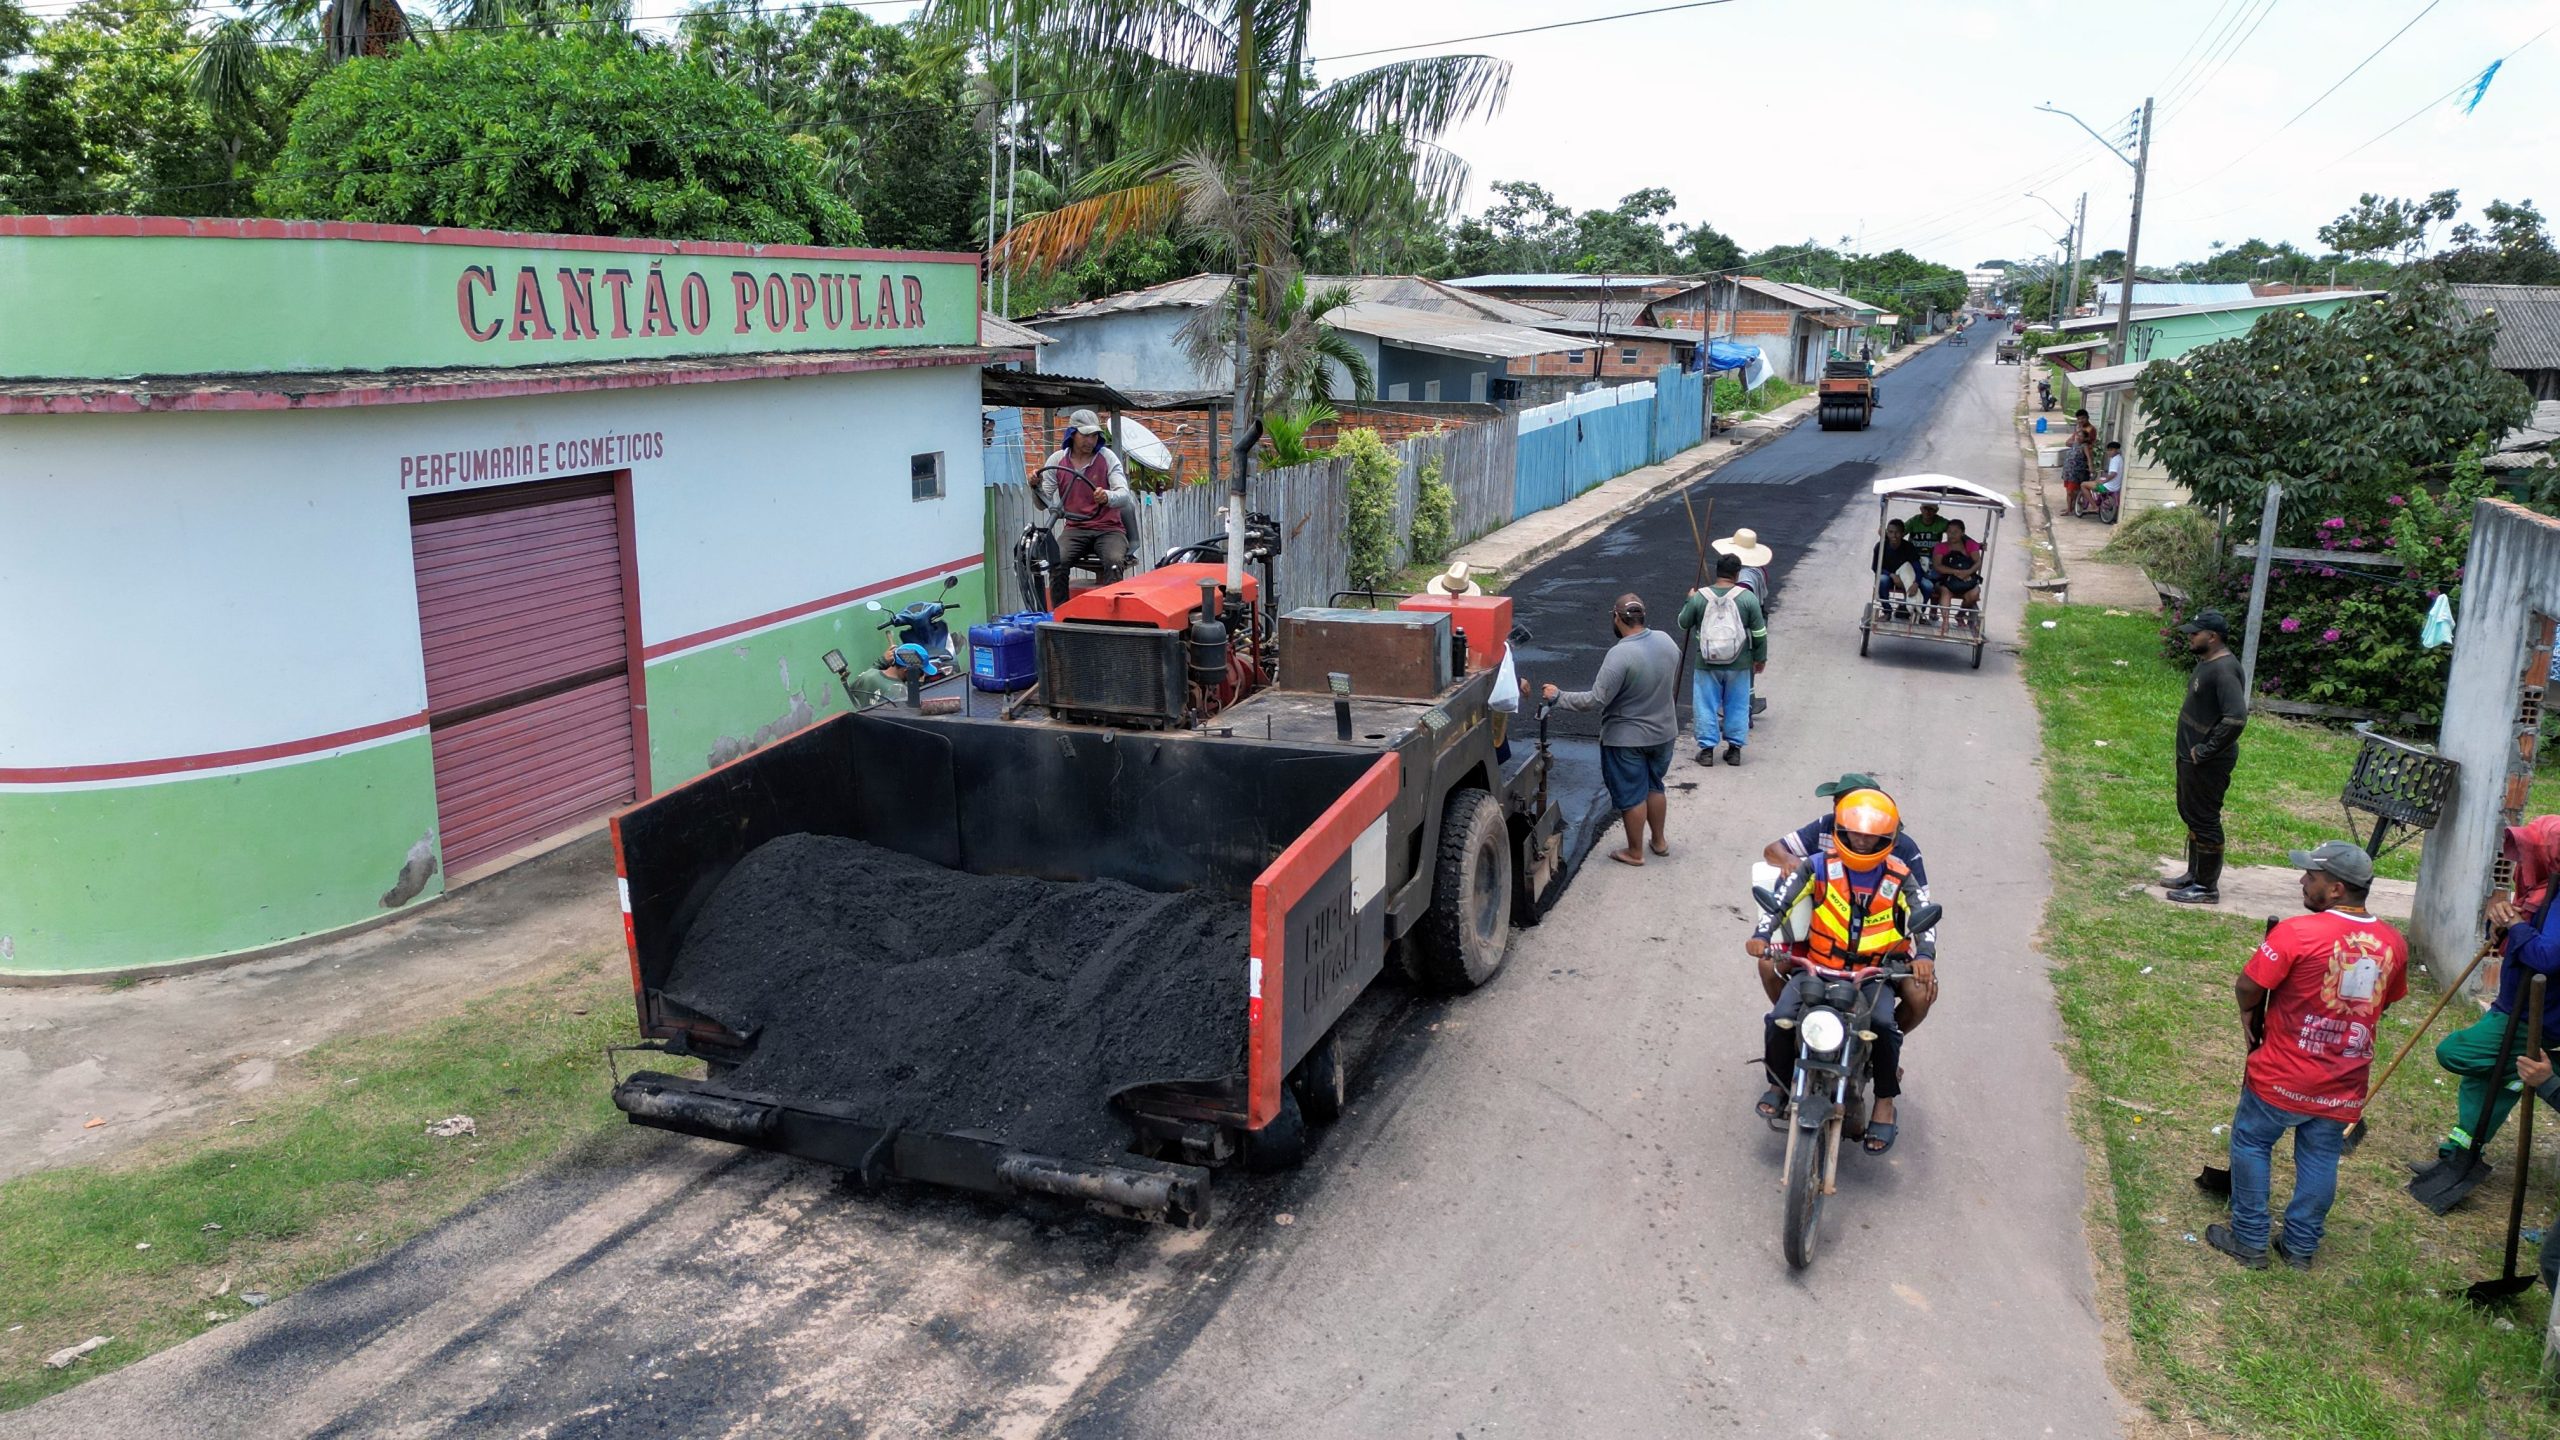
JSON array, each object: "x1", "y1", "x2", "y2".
[{"x1": 1291, "y1": 0, "x2": 2560, "y2": 272}]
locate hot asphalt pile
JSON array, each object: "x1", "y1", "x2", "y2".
[{"x1": 663, "y1": 834, "x2": 1249, "y2": 1161}]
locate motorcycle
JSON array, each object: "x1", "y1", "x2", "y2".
[
  {"x1": 2037, "y1": 379, "x2": 2055, "y2": 411},
  {"x1": 864, "y1": 574, "x2": 965, "y2": 685},
  {"x1": 1753, "y1": 869, "x2": 1941, "y2": 1270}
]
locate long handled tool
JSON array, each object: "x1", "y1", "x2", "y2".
[
  {"x1": 2466, "y1": 975, "x2": 2546, "y2": 1306},
  {"x1": 2341, "y1": 938, "x2": 2502, "y2": 1155},
  {"x1": 2412, "y1": 996, "x2": 2526, "y2": 1214},
  {"x1": 2196, "y1": 916, "x2": 2283, "y2": 1198}
]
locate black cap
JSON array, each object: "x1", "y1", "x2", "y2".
[{"x1": 2180, "y1": 610, "x2": 2232, "y2": 639}]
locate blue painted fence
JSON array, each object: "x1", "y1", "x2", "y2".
[{"x1": 1511, "y1": 367, "x2": 1706, "y2": 520}]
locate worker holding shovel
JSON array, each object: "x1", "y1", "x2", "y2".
[
  {"x1": 2410, "y1": 816, "x2": 2560, "y2": 1213},
  {"x1": 2206, "y1": 842, "x2": 2410, "y2": 1271}
]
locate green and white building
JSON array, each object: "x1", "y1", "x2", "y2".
[{"x1": 0, "y1": 217, "x2": 1013, "y2": 979}]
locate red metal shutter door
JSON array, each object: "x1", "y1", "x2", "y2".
[{"x1": 411, "y1": 477, "x2": 636, "y2": 876}]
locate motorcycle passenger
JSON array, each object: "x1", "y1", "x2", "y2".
[
  {"x1": 1748, "y1": 788, "x2": 1934, "y2": 1153},
  {"x1": 1034, "y1": 408, "x2": 1134, "y2": 606},
  {"x1": 846, "y1": 643, "x2": 931, "y2": 712}
]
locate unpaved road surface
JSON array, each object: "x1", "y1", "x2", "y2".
[{"x1": 7, "y1": 326, "x2": 2131, "y2": 1439}]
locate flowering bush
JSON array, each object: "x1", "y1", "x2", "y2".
[{"x1": 2164, "y1": 443, "x2": 2496, "y2": 720}]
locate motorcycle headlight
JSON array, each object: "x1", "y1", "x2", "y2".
[{"x1": 1799, "y1": 1009, "x2": 1847, "y2": 1056}]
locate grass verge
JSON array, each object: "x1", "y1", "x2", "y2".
[
  {"x1": 2024, "y1": 605, "x2": 2560, "y2": 1440},
  {"x1": 1714, "y1": 375, "x2": 1813, "y2": 420},
  {"x1": 0, "y1": 951, "x2": 657, "y2": 1412}
]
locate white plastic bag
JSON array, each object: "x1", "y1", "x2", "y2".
[{"x1": 1490, "y1": 648, "x2": 1521, "y2": 713}]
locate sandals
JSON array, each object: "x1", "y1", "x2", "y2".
[
  {"x1": 1755, "y1": 1087, "x2": 1787, "y2": 1129},
  {"x1": 1863, "y1": 1121, "x2": 1899, "y2": 1155}
]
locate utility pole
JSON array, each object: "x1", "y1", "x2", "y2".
[
  {"x1": 2112, "y1": 98, "x2": 2153, "y2": 372},
  {"x1": 2065, "y1": 192, "x2": 2086, "y2": 322}
]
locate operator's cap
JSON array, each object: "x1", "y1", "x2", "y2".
[
  {"x1": 889, "y1": 643, "x2": 931, "y2": 672},
  {"x1": 2288, "y1": 839, "x2": 2375, "y2": 889},
  {"x1": 1065, "y1": 408, "x2": 1107, "y2": 437},
  {"x1": 1813, "y1": 772, "x2": 1881, "y2": 798},
  {"x1": 2179, "y1": 609, "x2": 2232, "y2": 640}
]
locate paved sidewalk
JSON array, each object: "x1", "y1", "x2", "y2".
[
  {"x1": 1455, "y1": 333, "x2": 1949, "y2": 578},
  {"x1": 2007, "y1": 361, "x2": 2160, "y2": 611}
]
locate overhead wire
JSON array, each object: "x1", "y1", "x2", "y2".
[{"x1": 2157, "y1": 0, "x2": 2283, "y2": 123}]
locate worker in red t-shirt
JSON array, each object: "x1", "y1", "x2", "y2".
[{"x1": 2206, "y1": 840, "x2": 2408, "y2": 1270}]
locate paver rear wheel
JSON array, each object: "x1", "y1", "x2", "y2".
[{"x1": 1415, "y1": 789, "x2": 1513, "y2": 992}]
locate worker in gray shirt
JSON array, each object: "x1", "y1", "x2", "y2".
[{"x1": 1544, "y1": 592, "x2": 1683, "y2": 868}]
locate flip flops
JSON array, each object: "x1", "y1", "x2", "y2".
[
  {"x1": 1756, "y1": 1087, "x2": 1787, "y2": 1129},
  {"x1": 1863, "y1": 1121, "x2": 1899, "y2": 1154}
]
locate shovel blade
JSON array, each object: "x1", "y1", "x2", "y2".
[
  {"x1": 2464, "y1": 1275, "x2": 2537, "y2": 1308},
  {"x1": 2195, "y1": 1165, "x2": 2232, "y2": 1197},
  {"x1": 2338, "y1": 1120, "x2": 2366, "y2": 1156}
]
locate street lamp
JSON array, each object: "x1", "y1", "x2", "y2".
[{"x1": 2036, "y1": 99, "x2": 2152, "y2": 370}]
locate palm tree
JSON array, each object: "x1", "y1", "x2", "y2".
[{"x1": 930, "y1": 0, "x2": 1504, "y2": 431}]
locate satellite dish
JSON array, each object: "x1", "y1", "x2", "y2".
[{"x1": 1116, "y1": 415, "x2": 1175, "y2": 472}]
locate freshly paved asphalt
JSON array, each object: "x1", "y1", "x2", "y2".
[{"x1": 7, "y1": 324, "x2": 2130, "y2": 1439}]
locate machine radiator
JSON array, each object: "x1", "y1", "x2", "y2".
[{"x1": 1036, "y1": 622, "x2": 1187, "y2": 727}]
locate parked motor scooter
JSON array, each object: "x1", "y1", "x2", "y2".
[
  {"x1": 865, "y1": 574, "x2": 965, "y2": 684},
  {"x1": 2037, "y1": 379, "x2": 2055, "y2": 411},
  {"x1": 1752, "y1": 867, "x2": 1941, "y2": 1271}
]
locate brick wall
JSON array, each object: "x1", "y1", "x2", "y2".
[{"x1": 1505, "y1": 339, "x2": 1681, "y2": 378}]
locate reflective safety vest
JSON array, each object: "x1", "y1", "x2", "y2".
[{"x1": 1803, "y1": 854, "x2": 1914, "y2": 968}]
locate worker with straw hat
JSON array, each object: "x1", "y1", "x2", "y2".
[{"x1": 1712, "y1": 527, "x2": 1775, "y2": 719}]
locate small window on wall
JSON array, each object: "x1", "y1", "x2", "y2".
[
  {"x1": 1567, "y1": 350, "x2": 1586, "y2": 363},
  {"x1": 1620, "y1": 347, "x2": 1640, "y2": 364},
  {"x1": 1424, "y1": 380, "x2": 1442, "y2": 401},
  {"x1": 911, "y1": 452, "x2": 945, "y2": 501}
]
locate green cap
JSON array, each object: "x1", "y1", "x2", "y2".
[{"x1": 1814, "y1": 772, "x2": 1881, "y2": 798}]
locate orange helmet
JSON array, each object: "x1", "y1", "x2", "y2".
[{"x1": 1833, "y1": 788, "x2": 1901, "y2": 872}]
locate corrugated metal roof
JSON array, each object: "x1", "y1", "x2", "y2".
[
  {"x1": 1448, "y1": 273, "x2": 1700, "y2": 290},
  {"x1": 2093, "y1": 282, "x2": 2257, "y2": 309},
  {"x1": 2452, "y1": 284, "x2": 2560, "y2": 371},
  {"x1": 1031, "y1": 273, "x2": 1234, "y2": 321},
  {"x1": 1533, "y1": 300, "x2": 1656, "y2": 327},
  {"x1": 1311, "y1": 275, "x2": 1563, "y2": 326},
  {"x1": 1322, "y1": 301, "x2": 1590, "y2": 359},
  {"x1": 980, "y1": 312, "x2": 1055, "y2": 347},
  {"x1": 2071, "y1": 358, "x2": 2164, "y2": 393},
  {"x1": 2057, "y1": 289, "x2": 2384, "y2": 333}
]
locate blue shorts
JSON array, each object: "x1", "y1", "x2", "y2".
[{"x1": 1601, "y1": 740, "x2": 1676, "y2": 811}]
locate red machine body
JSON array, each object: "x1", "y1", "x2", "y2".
[
  {"x1": 1396, "y1": 593, "x2": 1513, "y2": 675},
  {"x1": 1053, "y1": 564, "x2": 1258, "y2": 628}
]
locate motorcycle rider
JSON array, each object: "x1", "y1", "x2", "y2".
[
  {"x1": 1033, "y1": 409, "x2": 1134, "y2": 606},
  {"x1": 1759, "y1": 774, "x2": 1934, "y2": 1020},
  {"x1": 1747, "y1": 788, "x2": 1935, "y2": 1153}
]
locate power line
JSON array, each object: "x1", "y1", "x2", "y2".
[
  {"x1": 2158, "y1": 0, "x2": 2282, "y2": 122},
  {"x1": 2157, "y1": 0, "x2": 2271, "y2": 114},
  {"x1": 1307, "y1": 0, "x2": 1738, "y2": 65},
  {"x1": 2166, "y1": 0, "x2": 2453, "y2": 199},
  {"x1": 2150, "y1": 0, "x2": 2252, "y2": 104}
]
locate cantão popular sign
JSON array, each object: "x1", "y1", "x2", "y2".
[{"x1": 0, "y1": 218, "x2": 984, "y2": 381}]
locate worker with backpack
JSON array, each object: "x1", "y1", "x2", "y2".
[{"x1": 1678, "y1": 553, "x2": 1769, "y2": 766}]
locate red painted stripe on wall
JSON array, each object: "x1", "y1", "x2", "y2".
[
  {"x1": 638, "y1": 555, "x2": 984, "y2": 661},
  {"x1": 4, "y1": 562, "x2": 979, "y2": 785},
  {"x1": 0, "y1": 712, "x2": 428, "y2": 785},
  {"x1": 0, "y1": 349, "x2": 1029, "y2": 415}
]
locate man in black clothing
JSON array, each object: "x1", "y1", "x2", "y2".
[{"x1": 2168, "y1": 610, "x2": 2249, "y2": 904}]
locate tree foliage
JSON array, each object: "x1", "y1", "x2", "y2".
[
  {"x1": 2434, "y1": 198, "x2": 2560, "y2": 285},
  {"x1": 1337, "y1": 425, "x2": 1402, "y2": 591},
  {"x1": 0, "y1": 0, "x2": 307, "y2": 215},
  {"x1": 2319, "y1": 189, "x2": 2460, "y2": 265},
  {"x1": 259, "y1": 33, "x2": 860, "y2": 244},
  {"x1": 681, "y1": 5, "x2": 981, "y2": 249},
  {"x1": 2131, "y1": 284, "x2": 2530, "y2": 525}
]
